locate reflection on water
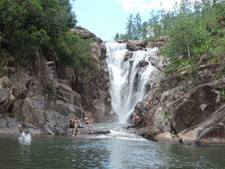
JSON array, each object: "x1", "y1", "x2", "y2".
[{"x1": 1, "y1": 124, "x2": 225, "y2": 168}]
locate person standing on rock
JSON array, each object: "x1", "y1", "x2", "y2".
[
  {"x1": 69, "y1": 116, "x2": 75, "y2": 136},
  {"x1": 133, "y1": 111, "x2": 139, "y2": 124},
  {"x1": 74, "y1": 117, "x2": 79, "y2": 136},
  {"x1": 143, "y1": 101, "x2": 151, "y2": 118}
]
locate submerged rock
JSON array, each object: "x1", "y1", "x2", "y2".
[{"x1": 78, "y1": 123, "x2": 110, "y2": 135}]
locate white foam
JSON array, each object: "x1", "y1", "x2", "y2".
[
  {"x1": 88, "y1": 129, "x2": 146, "y2": 141},
  {"x1": 18, "y1": 133, "x2": 31, "y2": 145},
  {"x1": 106, "y1": 42, "x2": 158, "y2": 123}
]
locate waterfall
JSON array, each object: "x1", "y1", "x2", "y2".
[{"x1": 106, "y1": 42, "x2": 158, "y2": 123}]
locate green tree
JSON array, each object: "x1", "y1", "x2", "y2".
[
  {"x1": 133, "y1": 13, "x2": 142, "y2": 40},
  {"x1": 0, "y1": 0, "x2": 50, "y2": 62},
  {"x1": 59, "y1": 0, "x2": 77, "y2": 28},
  {"x1": 149, "y1": 10, "x2": 161, "y2": 38},
  {"x1": 141, "y1": 21, "x2": 148, "y2": 40},
  {"x1": 161, "y1": 12, "x2": 210, "y2": 61},
  {"x1": 179, "y1": 0, "x2": 192, "y2": 12},
  {"x1": 55, "y1": 31, "x2": 95, "y2": 75},
  {"x1": 114, "y1": 33, "x2": 120, "y2": 41},
  {"x1": 160, "y1": 11, "x2": 175, "y2": 35},
  {"x1": 0, "y1": 0, "x2": 95, "y2": 77},
  {"x1": 126, "y1": 14, "x2": 134, "y2": 40},
  {"x1": 38, "y1": 0, "x2": 76, "y2": 38},
  {"x1": 0, "y1": 0, "x2": 43, "y2": 42}
]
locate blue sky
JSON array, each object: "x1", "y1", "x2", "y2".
[{"x1": 72, "y1": 0, "x2": 182, "y2": 41}]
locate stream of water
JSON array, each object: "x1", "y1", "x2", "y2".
[
  {"x1": 1, "y1": 43, "x2": 224, "y2": 168},
  {"x1": 1, "y1": 123, "x2": 225, "y2": 169},
  {"x1": 106, "y1": 42, "x2": 158, "y2": 123}
]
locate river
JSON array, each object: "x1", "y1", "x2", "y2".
[{"x1": 1, "y1": 123, "x2": 225, "y2": 169}]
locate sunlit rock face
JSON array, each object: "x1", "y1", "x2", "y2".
[
  {"x1": 147, "y1": 36, "x2": 171, "y2": 48},
  {"x1": 121, "y1": 35, "x2": 225, "y2": 145},
  {"x1": 169, "y1": 84, "x2": 221, "y2": 133},
  {"x1": 135, "y1": 59, "x2": 225, "y2": 144},
  {"x1": 0, "y1": 88, "x2": 11, "y2": 113},
  {"x1": 0, "y1": 28, "x2": 111, "y2": 135}
]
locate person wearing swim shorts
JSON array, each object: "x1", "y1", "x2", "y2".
[
  {"x1": 74, "y1": 117, "x2": 79, "y2": 136},
  {"x1": 133, "y1": 111, "x2": 139, "y2": 124},
  {"x1": 69, "y1": 116, "x2": 75, "y2": 135},
  {"x1": 143, "y1": 101, "x2": 151, "y2": 118}
]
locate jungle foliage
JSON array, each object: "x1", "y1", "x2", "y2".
[
  {"x1": 0, "y1": 0, "x2": 95, "y2": 76},
  {"x1": 115, "y1": 0, "x2": 225, "y2": 91}
]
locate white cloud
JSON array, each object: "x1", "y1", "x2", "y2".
[{"x1": 117, "y1": 0, "x2": 183, "y2": 12}]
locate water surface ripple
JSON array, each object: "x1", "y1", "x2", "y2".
[{"x1": 1, "y1": 124, "x2": 225, "y2": 168}]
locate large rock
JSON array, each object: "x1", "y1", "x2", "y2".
[
  {"x1": 43, "y1": 111, "x2": 71, "y2": 135},
  {"x1": 0, "y1": 115, "x2": 20, "y2": 133},
  {"x1": 139, "y1": 59, "x2": 149, "y2": 67},
  {"x1": 128, "y1": 40, "x2": 147, "y2": 47},
  {"x1": 78, "y1": 123, "x2": 110, "y2": 135},
  {"x1": 148, "y1": 36, "x2": 171, "y2": 48},
  {"x1": 0, "y1": 27, "x2": 111, "y2": 135},
  {"x1": 55, "y1": 81, "x2": 82, "y2": 107},
  {"x1": 178, "y1": 105, "x2": 225, "y2": 144},
  {"x1": 71, "y1": 26, "x2": 103, "y2": 43},
  {"x1": 169, "y1": 82, "x2": 222, "y2": 133},
  {"x1": 13, "y1": 97, "x2": 46, "y2": 129},
  {"x1": 50, "y1": 100, "x2": 83, "y2": 118},
  {"x1": 124, "y1": 52, "x2": 133, "y2": 62},
  {"x1": 126, "y1": 43, "x2": 138, "y2": 51},
  {"x1": 0, "y1": 88, "x2": 11, "y2": 113},
  {"x1": 0, "y1": 115, "x2": 40, "y2": 134}
]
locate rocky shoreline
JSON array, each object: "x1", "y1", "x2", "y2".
[
  {"x1": 1, "y1": 27, "x2": 225, "y2": 145},
  {"x1": 0, "y1": 27, "x2": 113, "y2": 135}
]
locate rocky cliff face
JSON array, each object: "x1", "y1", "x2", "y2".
[
  {"x1": 0, "y1": 27, "x2": 112, "y2": 135},
  {"x1": 1, "y1": 29, "x2": 224, "y2": 145},
  {"x1": 117, "y1": 38, "x2": 225, "y2": 145},
  {"x1": 132, "y1": 39, "x2": 225, "y2": 145}
]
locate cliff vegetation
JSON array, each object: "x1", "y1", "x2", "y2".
[
  {"x1": 115, "y1": 0, "x2": 225, "y2": 144},
  {"x1": 0, "y1": 0, "x2": 111, "y2": 135}
]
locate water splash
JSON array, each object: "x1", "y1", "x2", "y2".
[
  {"x1": 18, "y1": 132, "x2": 31, "y2": 145},
  {"x1": 106, "y1": 42, "x2": 157, "y2": 123}
]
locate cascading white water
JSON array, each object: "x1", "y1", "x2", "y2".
[{"x1": 106, "y1": 42, "x2": 158, "y2": 123}]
